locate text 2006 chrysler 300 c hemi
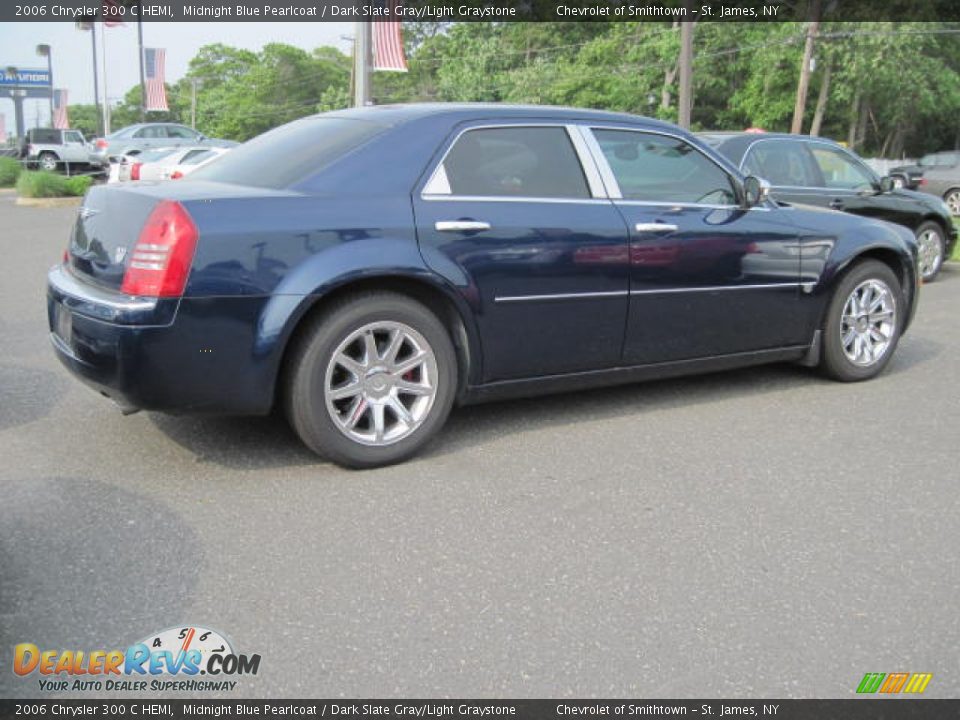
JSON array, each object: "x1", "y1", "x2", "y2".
[{"x1": 48, "y1": 104, "x2": 919, "y2": 468}]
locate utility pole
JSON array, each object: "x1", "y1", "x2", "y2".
[
  {"x1": 36, "y1": 45, "x2": 53, "y2": 123},
  {"x1": 353, "y1": 21, "x2": 371, "y2": 108},
  {"x1": 677, "y1": 21, "x2": 694, "y2": 129},
  {"x1": 101, "y1": 23, "x2": 111, "y2": 135},
  {"x1": 791, "y1": 0, "x2": 822, "y2": 134},
  {"x1": 190, "y1": 78, "x2": 198, "y2": 129},
  {"x1": 137, "y1": 4, "x2": 146, "y2": 121}
]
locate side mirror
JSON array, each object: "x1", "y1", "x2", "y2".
[
  {"x1": 743, "y1": 175, "x2": 771, "y2": 207},
  {"x1": 879, "y1": 176, "x2": 896, "y2": 193}
]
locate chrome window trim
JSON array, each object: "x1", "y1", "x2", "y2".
[
  {"x1": 565, "y1": 124, "x2": 607, "y2": 198},
  {"x1": 420, "y1": 122, "x2": 605, "y2": 202},
  {"x1": 422, "y1": 195, "x2": 611, "y2": 205},
  {"x1": 585, "y1": 125, "x2": 743, "y2": 208}
]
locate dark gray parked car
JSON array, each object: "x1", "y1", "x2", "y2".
[
  {"x1": 913, "y1": 153, "x2": 960, "y2": 216},
  {"x1": 92, "y1": 123, "x2": 236, "y2": 162}
]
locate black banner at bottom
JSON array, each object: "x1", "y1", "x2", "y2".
[{"x1": 1, "y1": 700, "x2": 957, "y2": 720}]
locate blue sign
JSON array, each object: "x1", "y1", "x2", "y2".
[{"x1": 0, "y1": 67, "x2": 51, "y2": 87}]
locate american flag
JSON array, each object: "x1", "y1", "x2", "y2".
[
  {"x1": 372, "y1": 3, "x2": 407, "y2": 72},
  {"x1": 102, "y1": 0, "x2": 126, "y2": 26},
  {"x1": 144, "y1": 47, "x2": 168, "y2": 112},
  {"x1": 0, "y1": 114, "x2": 6, "y2": 144},
  {"x1": 53, "y1": 89, "x2": 69, "y2": 129}
]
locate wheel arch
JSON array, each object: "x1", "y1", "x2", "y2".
[
  {"x1": 273, "y1": 274, "x2": 480, "y2": 411},
  {"x1": 820, "y1": 245, "x2": 915, "y2": 335}
]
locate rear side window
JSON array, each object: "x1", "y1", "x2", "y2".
[
  {"x1": 594, "y1": 129, "x2": 736, "y2": 204},
  {"x1": 29, "y1": 128, "x2": 61, "y2": 144},
  {"x1": 190, "y1": 117, "x2": 385, "y2": 189},
  {"x1": 433, "y1": 127, "x2": 590, "y2": 199},
  {"x1": 743, "y1": 139, "x2": 819, "y2": 187}
]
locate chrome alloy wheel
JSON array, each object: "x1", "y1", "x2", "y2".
[
  {"x1": 840, "y1": 279, "x2": 897, "y2": 367},
  {"x1": 917, "y1": 227, "x2": 944, "y2": 280},
  {"x1": 946, "y1": 190, "x2": 960, "y2": 216},
  {"x1": 324, "y1": 321, "x2": 439, "y2": 447}
]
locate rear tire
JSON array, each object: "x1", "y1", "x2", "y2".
[
  {"x1": 285, "y1": 291, "x2": 457, "y2": 469},
  {"x1": 915, "y1": 220, "x2": 945, "y2": 283},
  {"x1": 38, "y1": 152, "x2": 58, "y2": 172},
  {"x1": 820, "y1": 260, "x2": 902, "y2": 382}
]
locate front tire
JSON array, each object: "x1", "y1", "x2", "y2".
[
  {"x1": 285, "y1": 291, "x2": 458, "y2": 468},
  {"x1": 820, "y1": 260, "x2": 902, "y2": 382},
  {"x1": 915, "y1": 221, "x2": 945, "y2": 282}
]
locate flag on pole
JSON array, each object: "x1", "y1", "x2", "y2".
[
  {"x1": 53, "y1": 89, "x2": 69, "y2": 129},
  {"x1": 0, "y1": 114, "x2": 6, "y2": 144},
  {"x1": 372, "y1": 2, "x2": 407, "y2": 72},
  {"x1": 102, "y1": 0, "x2": 126, "y2": 26},
  {"x1": 144, "y1": 47, "x2": 168, "y2": 111}
]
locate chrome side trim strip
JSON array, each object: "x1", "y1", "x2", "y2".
[
  {"x1": 629, "y1": 282, "x2": 801, "y2": 296},
  {"x1": 494, "y1": 283, "x2": 803, "y2": 303},
  {"x1": 495, "y1": 290, "x2": 629, "y2": 303},
  {"x1": 49, "y1": 264, "x2": 156, "y2": 311}
]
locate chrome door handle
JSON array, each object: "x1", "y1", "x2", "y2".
[
  {"x1": 435, "y1": 220, "x2": 491, "y2": 232},
  {"x1": 634, "y1": 223, "x2": 679, "y2": 233}
]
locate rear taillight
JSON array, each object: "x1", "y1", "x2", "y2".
[
  {"x1": 96, "y1": 138, "x2": 107, "y2": 149},
  {"x1": 918, "y1": 178, "x2": 927, "y2": 186},
  {"x1": 130, "y1": 162, "x2": 142, "y2": 181},
  {"x1": 120, "y1": 201, "x2": 198, "y2": 298},
  {"x1": 169, "y1": 170, "x2": 184, "y2": 180}
]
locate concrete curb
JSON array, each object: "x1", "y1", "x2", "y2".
[{"x1": 15, "y1": 196, "x2": 83, "y2": 208}]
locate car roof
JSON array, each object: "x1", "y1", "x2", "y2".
[{"x1": 325, "y1": 102, "x2": 681, "y2": 133}]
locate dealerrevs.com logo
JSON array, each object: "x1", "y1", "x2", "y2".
[{"x1": 13, "y1": 626, "x2": 261, "y2": 693}]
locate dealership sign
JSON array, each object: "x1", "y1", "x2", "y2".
[{"x1": 0, "y1": 67, "x2": 51, "y2": 87}]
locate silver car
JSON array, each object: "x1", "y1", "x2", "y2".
[
  {"x1": 92, "y1": 123, "x2": 236, "y2": 163},
  {"x1": 24, "y1": 128, "x2": 103, "y2": 171}
]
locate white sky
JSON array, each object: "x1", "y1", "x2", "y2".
[{"x1": 0, "y1": 21, "x2": 354, "y2": 129}]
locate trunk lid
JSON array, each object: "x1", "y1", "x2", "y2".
[{"x1": 68, "y1": 181, "x2": 297, "y2": 292}]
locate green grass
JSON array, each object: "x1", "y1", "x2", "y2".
[
  {"x1": 15, "y1": 171, "x2": 91, "y2": 198},
  {"x1": 953, "y1": 220, "x2": 960, "y2": 262},
  {"x1": 0, "y1": 156, "x2": 21, "y2": 187}
]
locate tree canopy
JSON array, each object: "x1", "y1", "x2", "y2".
[{"x1": 67, "y1": 21, "x2": 960, "y2": 157}]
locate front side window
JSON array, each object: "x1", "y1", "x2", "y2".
[
  {"x1": 64, "y1": 131, "x2": 83, "y2": 144},
  {"x1": 593, "y1": 129, "x2": 736, "y2": 204},
  {"x1": 134, "y1": 126, "x2": 165, "y2": 139},
  {"x1": 809, "y1": 145, "x2": 876, "y2": 191},
  {"x1": 435, "y1": 127, "x2": 590, "y2": 199},
  {"x1": 743, "y1": 139, "x2": 819, "y2": 188}
]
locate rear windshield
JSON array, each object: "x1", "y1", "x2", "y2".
[{"x1": 189, "y1": 116, "x2": 386, "y2": 189}]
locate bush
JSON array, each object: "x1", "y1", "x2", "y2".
[
  {"x1": 16, "y1": 171, "x2": 69, "y2": 197},
  {"x1": 0, "y1": 156, "x2": 21, "y2": 187},
  {"x1": 65, "y1": 175, "x2": 93, "y2": 196},
  {"x1": 16, "y1": 171, "x2": 92, "y2": 198}
]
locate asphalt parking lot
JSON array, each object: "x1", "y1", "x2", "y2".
[{"x1": 1, "y1": 193, "x2": 958, "y2": 700}]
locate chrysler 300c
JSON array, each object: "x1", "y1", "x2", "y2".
[{"x1": 48, "y1": 104, "x2": 919, "y2": 467}]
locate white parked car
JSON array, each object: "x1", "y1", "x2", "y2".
[{"x1": 109, "y1": 146, "x2": 230, "y2": 183}]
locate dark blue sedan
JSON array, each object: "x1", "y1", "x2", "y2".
[{"x1": 48, "y1": 104, "x2": 920, "y2": 468}]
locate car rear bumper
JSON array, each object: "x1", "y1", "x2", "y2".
[{"x1": 47, "y1": 264, "x2": 276, "y2": 415}]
